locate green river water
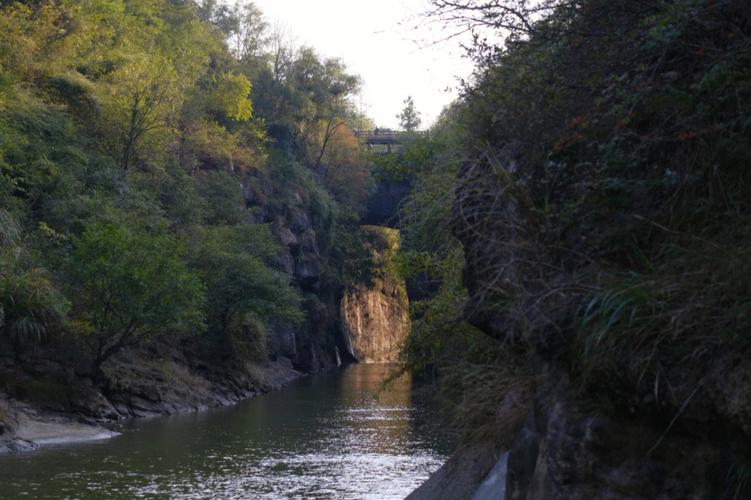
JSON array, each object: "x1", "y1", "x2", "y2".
[{"x1": 0, "y1": 364, "x2": 451, "y2": 499}]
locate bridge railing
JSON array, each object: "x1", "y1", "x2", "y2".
[{"x1": 353, "y1": 130, "x2": 427, "y2": 144}]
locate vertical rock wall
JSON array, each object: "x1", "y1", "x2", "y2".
[
  {"x1": 242, "y1": 170, "x2": 340, "y2": 373},
  {"x1": 241, "y1": 167, "x2": 412, "y2": 369},
  {"x1": 340, "y1": 227, "x2": 410, "y2": 363}
]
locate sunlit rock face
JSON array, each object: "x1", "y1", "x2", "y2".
[
  {"x1": 341, "y1": 279, "x2": 409, "y2": 363},
  {"x1": 340, "y1": 227, "x2": 410, "y2": 363}
]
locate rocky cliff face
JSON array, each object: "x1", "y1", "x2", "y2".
[
  {"x1": 412, "y1": 149, "x2": 751, "y2": 499},
  {"x1": 498, "y1": 376, "x2": 724, "y2": 500},
  {"x1": 362, "y1": 179, "x2": 411, "y2": 228},
  {"x1": 242, "y1": 169, "x2": 342, "y2": 373},
  {"x1": 0, "y1": 164, "x2": 346, "y2": 450},
  {"x1": 410, "y1": 373, "x2": 737, "y2": 500},
  {"x1": 340, "y1": 227, "x2": 410, "y2": 363},
  {"x1": 341, "y1": 278, "x2": 409, "y2": 363},
  {"x1": 0, "y1": 336, "x2": 303, "y2": 452}
]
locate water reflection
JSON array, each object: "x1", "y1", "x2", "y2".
[
  {"x1": 337, "y1": 365, "x2": 414, "y2": 456},
  {"x1": 0, "y1": 364, "x2": 449, "y2": 499}
]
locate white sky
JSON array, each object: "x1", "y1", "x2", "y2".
[{"x1": 251, "y1": 0, "x2": 474, "y2": 129}]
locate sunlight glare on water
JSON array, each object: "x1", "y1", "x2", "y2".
[{"x1": 0, "y1": 364, "x2": 450, "y2": 499}]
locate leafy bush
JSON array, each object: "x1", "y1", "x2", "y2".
[
  {"x1": 0, "y1": 210, "x2": 68, "y2": 350},
  {"x1": 0, "y1": 268, "x2": 69, "y2": 348},
  {"x1": 68, "y1": 222, "x2": 205, "y2": 371},
  {"x1": 188, "y1": 224, "x2": 302, "y2": 358},
  {"x1": 405, "y1": 1, "x2": 751, "y2": 443},
  {"x1": 197, "y1": 170, "x2": 247, "y2": 226}
]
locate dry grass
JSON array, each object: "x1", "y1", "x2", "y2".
[
  {"x1": 438, "y1": 355, "x2": 537, "y2": 445},
  {"x1": 451, "y1": 133, "x2": 751, "y2": 418}
]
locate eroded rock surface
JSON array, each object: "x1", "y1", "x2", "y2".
[
  {"x1": 341, "y1": 279, "x2": 409, "y2": 363},
  {"x1": 410, "y1": 140, "x2": 751, "y2": 498},
  {"x1": 0, "y1": 344, "x2": 304, "y2": 453},
  {"x1": 340, "y1": 227, "x2": 409, "y2": 363}
]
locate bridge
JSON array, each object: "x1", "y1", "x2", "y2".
[{"x1": 353, "y1": 130, "x2": 426, "y2": 151}]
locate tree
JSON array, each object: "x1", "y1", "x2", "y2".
[
  {"x1": 197, "y1": 1, "x2": 269, "y2": 60},
  {"x1": 68, "y1": 223, "x2": 205, "y2": 374},
  {"x1": 99, "y1": 54, "x2": 189, "y2": 172},
  {"x1": 197, "y1": 170, "x2": 247, "y2": 225},
  {"x1": 321, "y1": 125, "x2": 372, "y2": 210},
  {"x1": 426, "y1": 0, "x2": 563, "y2": 50},
  {"x1": 206, "y1": 73, "x2": 254, "y2": 122},
  {"x1": 188, "y1": 224, "x2": 302, "y2": 356},
  {"x1": 289, "y1": 49, "x2": 361, "y2": 171},
  {"x1": 397, "y1": 96, "x2": 422, "y2": 131},
  {"x1": 249, "y1": 45, "x2": 360, "y2": 169},
  {"x1": 76, "y1": 0, "x2": 220, "y2": 173},
  {"x1": 230, "y1": 2, "x2": 269, "y2": 60}
]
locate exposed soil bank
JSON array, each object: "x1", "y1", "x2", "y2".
[
  {"x1": 0, "y1": 400, "x2": 119, "y2": 453},
  {"x1": 0, "y1": 344, "x2": 304, "y2": 454}
]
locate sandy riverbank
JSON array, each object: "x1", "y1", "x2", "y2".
[{"x1": 0, "y1": 356, "x2": 305, "y2": 454}]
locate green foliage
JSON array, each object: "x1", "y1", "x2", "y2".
[
  {"x1": 464, "y1": 0, "x2": 751, "y2": 392},
  {"x1": 0, "y1": 210, "x2": 68, "y2": 349},
  {"x1": 370, "y1": 112, "x2": 461, "y2": 183},
  {"x1": 0, "y1": 267, "x2": 69, "y2": 348},
  {"x1": 0, "y1": 0, "x2": 373, "y2": 380},
  {"x1": 0, "y1": 209, "x2": 20, "y2": 247},
  {"x1": 330, "y1": 209, "x2": 373, "y2": 285},
  {"x1": 98, "y1": 54, "x2": 183, "y2": 171},
  {"x1": 158, "y1": 161, "x2": 205, "y2": 227},
  {"x1": 227, "y1": 314, "x2": 269, "y2": 363},
  {"x1": 207, "y1": 73, "x2": 253, "y2": 121},
  {"x1": 188, "y1": 224, "x2": 302, "y2": 344},
  {"x1": 0, "y1": 91, "x2": 87, "y2": 221},
  {"x1": 389, "y1": 101, "x2": 531, "y2": 440},
  {"x1": 246, "y1": 40, "x2": 361, "y2": 161},
  {"x1": 403, "y1": 247, "x2": 475, "y2": 371},
  {"x1": 68, "y1": 222, "x2": 205, "y2": 368},
  {"x1": 369, "y1": 136, "x2": 431, "y2": 183},
  {"x1": 406, "y1": 1, "x2": 751, "y2": 455},
  {"x1": 203, "y1": 0, "x2": 269, "y2": 60},
  {"x1": 198, "y1": 170, "x2": 247, "y2": 225},
  {"x1": 266, "y1": 151, "x2": 341, "y2": 251},
  {"x1": 396, "y1": 96, "x2": 422, "y2": 132}
]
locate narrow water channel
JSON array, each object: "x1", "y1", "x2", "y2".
[{"x1": 0, "y1": 364, "x2": 450, "y2": 499}]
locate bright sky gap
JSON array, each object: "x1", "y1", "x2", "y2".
[{"x1": 250, "y1": 0, "x2": 474, "y2": 129}]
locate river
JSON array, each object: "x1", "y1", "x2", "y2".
[{"x1": 0, "y1": 364, "x2": 451, "y2": 499}]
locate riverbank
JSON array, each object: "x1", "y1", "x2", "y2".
[
  {"x1": 0, "y1": 364, "x2": 449, "y2": 499},
  {"x1": 0, "y1": 345, "x2": 305, "y2": 454},
  {"x1": 0, "y1": 398, "x2": 119, "y2": 453}
]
